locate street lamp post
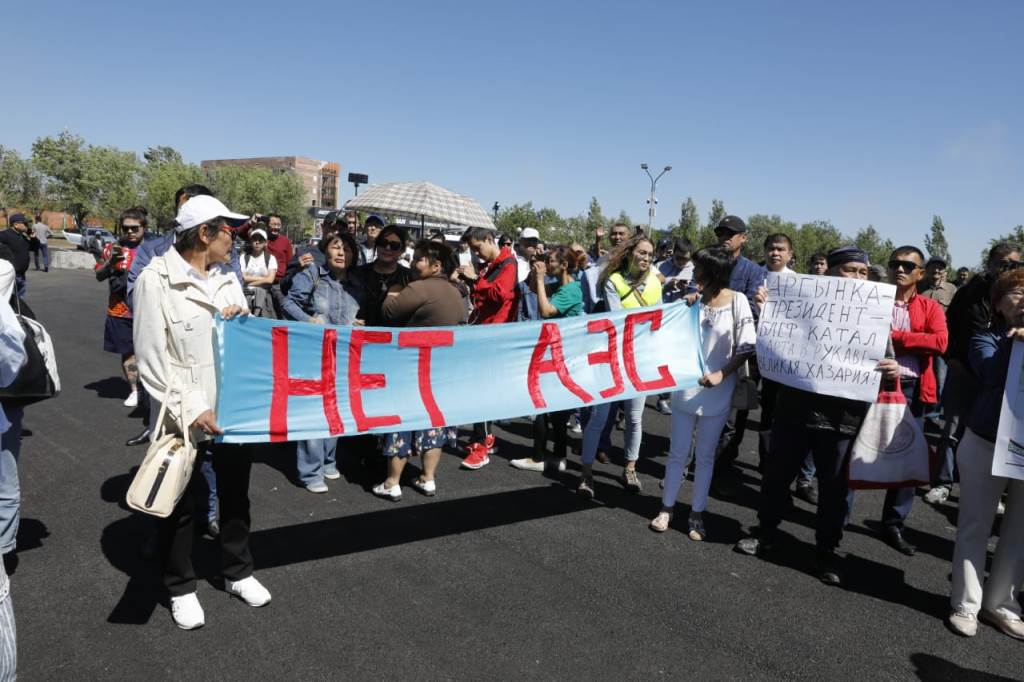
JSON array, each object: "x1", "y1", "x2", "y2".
[{"x1": 641, "y1": 163, "x2": 672, "y2": 237}]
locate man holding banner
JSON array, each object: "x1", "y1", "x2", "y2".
[{"x1": 736, "y1": 246, "x2": 900, "y2": 586}]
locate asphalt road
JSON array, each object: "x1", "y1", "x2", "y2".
[{"x1": 9, "y1": 269, "x2": 1022, "y2": 681}]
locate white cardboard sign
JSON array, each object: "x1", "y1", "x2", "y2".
[
  {"x1": 993, "y1": 339, "x2": 1024, "y2": 481},
  {"x1": 756, "y1": 272, "x2": 896, "y2": 402}
]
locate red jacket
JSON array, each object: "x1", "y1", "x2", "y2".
[
  {"x1": 890, "y1": 292, "x2": 948, "y2": 404},
  {"x1": 266, "y1": 233, "x2": 293, "y2": 281},
  {"x1": 471, "y1": 246, "x2": 519, "y2": 324}
]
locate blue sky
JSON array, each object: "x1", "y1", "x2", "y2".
[{"x1": 4, "y1": 0, "x2": 1021, "y2": 263}]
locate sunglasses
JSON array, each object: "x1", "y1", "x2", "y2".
[
  {"x1": 996, "y1": 260, "x2": 1023, "y2": 273},
  {"x1": 888, "y1": 259, "x2": 921, "y2": 273},
  {"x1": 379, "y1": 239, "x2": 404, "y2": 252},
  {"x1": 122, "y1": 224, "x2": 143, "y2": 231}
]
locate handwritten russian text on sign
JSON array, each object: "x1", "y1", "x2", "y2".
[
  {"x1": 215, "y1": 303, "x2": 705, "y2": 443},
  {"x1": 756, "y1": 273, "x2": 896, "y2": 402},
  {"x1": 994, "y1": 340, "x2": 1024, "y2": 481}
]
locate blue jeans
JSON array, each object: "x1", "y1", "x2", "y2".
[
  {"x1": 297, "y1": 438, "x2": 338, "y2": 485},
  {"x1": 33, "y1": 245, "x2": 49, "y2": 270},
  {"x1": 199, "y1": 453, "x2": 217, "y2": 524},
  {"x1": 0, "y1": 405, "x2": 24, "y2": 554},
  {"x1": 581, "y1": 402, "x2": 617, "y2": 454},
  {"x1": 582, "y1": 396, "x2": 644, "y2": 465}
]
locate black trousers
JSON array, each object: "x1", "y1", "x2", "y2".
[
  {"x1": 533, "y1": 410, "x2": 571, "y2": 460},
  {"x1": 759, "y1": 423, "x2": 852, "y2": 552},
  {"x1": 160, "y1": 443, "x2": 254, "y2": 596},
  {"x1": 472, "y1": 422, "x2": 490, "y2": 443}
]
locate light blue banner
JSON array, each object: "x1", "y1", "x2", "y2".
[{"x1": 215, "y1": 302, "x2": 705, "y2": 443}]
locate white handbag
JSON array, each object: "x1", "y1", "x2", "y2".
[
  {"x1": 125, "y1": 385, "x2": 196, "y2": 518},
  {"x1": 848, "y1": 379, "x2": 933, "y2": 489}
]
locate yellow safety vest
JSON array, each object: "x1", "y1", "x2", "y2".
[{"x1": 609, "y1": 270, "x2": 662, "y2": 309}]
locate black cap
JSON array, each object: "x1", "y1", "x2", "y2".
[
  {"x1": 716, "y1": 215, "x2": 747, "y2": 234},
  {"x1": 926, "y1": 256, "x2": 947, "y2": 268},
  {"x1": 827, "y1": 246, "x2": 870, "y2": 269}
]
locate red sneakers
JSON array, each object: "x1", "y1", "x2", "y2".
[
  {"x1": 461, "y1": 443, "x2": 491, "y2": 470},
  {"x1": 483, "y1": 434, "x2": 497, "y2": 455}
]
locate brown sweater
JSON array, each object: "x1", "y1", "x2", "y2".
[{"x1": 382, "y1": 274, "x2": 466, "y2": 327}]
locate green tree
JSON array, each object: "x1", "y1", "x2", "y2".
[
  {"x1": 614, "y1": 209, "x2": 634, "y2": 229},
  {"x1": 585, "y1": 196, "x2": 606, "y2": 233},
  {"x1": 495, "y1": 202, "x2": 540, "y2": 237},
  {"x1": 676, "y1": 197, "x2": 700, "y2": 239},
  {"x1": 792, "y1": 220, "x2": 843, "y2": 271},
  {"x1": 984, "y1": 225, "x2": 1024, "y2": 266},
  {"x1": 31, "y1": 131, "x2": 143, "y2": 226},
  {"x1": 0, "y1": 146, "x2": 45, "y2": 211},
  {"x1": 705, "y1": 199, "x2": 726, "y2": 230},
  {"x1": 853, "y1": 225, "x2": 895, "y2": 269},
  {"x1": 924, "y1": 215, "x2": 951, "y2": 265},
  {"x1": 746, "y1": 214, "x2": 798, "y2": 261},
  {"x1": 143, "y1": 145, "x2": 184, "y2": 165},
  {"x1": 142, "y1": 158, "x2": 205, "y2": 231},
  {"x1": 206, "y1": 164, "x2": 307, "y2": 238}
]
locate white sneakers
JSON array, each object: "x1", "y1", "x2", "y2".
[
  {"x1": 171, "y1": 576, "x2": 272, "y2": 629},
  {"x1": 947, "y1": 609, "x2": 977, "y2": 637},
  {"x1": 412, "y1": 478, "x2": 436, "y2": 497},
  {"x1": 305, "y1": 481, "x2": 329, "y2": 494},
  {"x1": 123, "y1": 390, "x2": 139, "y2": 408},
  {"x1": 170, "y1": 593, "x2": 205, "y2": 630},
  {"x1": 226, "y1": 576, "x2": 273, "y2": 607}
]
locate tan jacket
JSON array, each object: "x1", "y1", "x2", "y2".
[{"x1": 133, "y1": 247, "x2": 247, "y2": 440}]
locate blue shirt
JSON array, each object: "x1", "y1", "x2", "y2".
[
  {"x1": 126, "y1": 232, "x2": 244, "y2": 310},
  {"x1": 966, "y1": 327, "x2": 1013, "y2": 442},
  {"x1": 729, "y1": 255, "x2": 765, "y2": 319},
  {"x1": 282, "y1": 264, "x2": 364, "y2": 326}
]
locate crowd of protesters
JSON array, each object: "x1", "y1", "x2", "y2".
[{"x1": 0, "y1": 186, "x2": 1021, "y2": 653}]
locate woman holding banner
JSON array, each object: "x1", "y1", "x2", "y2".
[
  {"x1": 282, "y1": 232, "x2": 365, "y2": 494},
  {"x1": 650, "y1": 246, "x2": 755, "y2": 541},
  {"x1": 510, "y1": 246, "x2": 585, "y2": 474},
  {"x1": 576, "y1": 234, "x2": 661, "y2": 499},
  {"x1": 373, "y1": 240, "x2": 466, "y2": 500},
  {"x1": 133, "y1": 195, "x2": 270, "y2": 630},
  {"x1": 734, "y1": 246, "x2": 900, "y2": 587},
  {"x1": 947, "y1": 268, "x2": 1024, "y2": 639}
]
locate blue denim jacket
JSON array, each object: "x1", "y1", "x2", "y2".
[
  {"x1": 282, "y1": 265, "x2": 364, "y2": 325},
  {"x1": 966, "y1": 326, "x2": 1013, "y2": 442}
]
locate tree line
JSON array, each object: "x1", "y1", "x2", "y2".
[{"x1": 0, "y1": 132, "x2": 309, "y2": 238}]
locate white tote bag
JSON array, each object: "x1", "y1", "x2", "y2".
[{"x1": 848, "y1": 379, "x2": 933, "y2": 489}]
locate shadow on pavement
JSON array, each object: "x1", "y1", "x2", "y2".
[
  {"x1": 910, "y1": 652, "x2": 1020, "y2": 681},
  {"x1": 84, "y1": 377, "x2": 130, "y2": 400}
]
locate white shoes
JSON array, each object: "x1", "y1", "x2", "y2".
[
  {"x1": 305, "y1": 481, "x2": 328, "y2": 494},
  {"x1": 170, "y1": 593, "x2": 205, "y2": 630},
  {"x1": 510, "y1": 458, "x2": 567, "y2": 472},
  {"x1": 412, "y1": 478, "x2": 436, "y2": 497},
  {"x1": 372, "y1": 482, "x2": 402, "y2": 501},
  {"x1": 226, "y1": 575, "x2": 272, "y2": 607},
  {"x1": 123, "y1": 390, "x2": 139, "y2": 408}
]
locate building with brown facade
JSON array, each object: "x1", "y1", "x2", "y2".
[{"x1": 200, "y1": 157, "x2": 340, "y2": 210}]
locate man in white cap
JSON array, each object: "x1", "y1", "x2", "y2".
[{"x1": 516, "y1": 227, "x2": 542, "y2": 283}]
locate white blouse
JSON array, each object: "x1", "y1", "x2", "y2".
[{"x1": 673, "y1": 291, "x2": 756, "y2": 417}]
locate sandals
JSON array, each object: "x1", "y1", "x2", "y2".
[{"x1": 649, "y1": 512, "x2": 671, "y2": 532}]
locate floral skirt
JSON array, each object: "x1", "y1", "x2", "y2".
[{"x1": 383, "y1": 427, "x2": 457, "y2": 459}]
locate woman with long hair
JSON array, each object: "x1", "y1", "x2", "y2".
[
  {"x1": 577, "y1": 234, "x2": 662, "y2": 498},
  {"x1": 650, "y1": 246, "x2": 755, "y2": 541}
]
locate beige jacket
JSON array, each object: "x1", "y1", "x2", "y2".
[{"x1": 133, "y1": 247, "x2": 247, "y2": 440}]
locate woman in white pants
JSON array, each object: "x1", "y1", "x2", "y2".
[
  {"x1": 650, "y1": 246, "x2": 755, "y2": 541},
  {"x1": 948, "y1": 268, "x2": 1024, "y2": 640}
]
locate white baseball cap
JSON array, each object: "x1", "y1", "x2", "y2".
[
  {"x1": 520, "y1": 227, "x2": 541, "y2": 240},
  {"x1": 174, "y1": 195, "x2": 249, "y2": 233}
]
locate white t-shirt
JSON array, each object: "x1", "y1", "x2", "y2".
[
  {"x1": 674, "y1": 291, "x2": 757, "y2": 416},
  {"x1": 241, "y1": 252, "x2": 278, "y2": 280}
]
